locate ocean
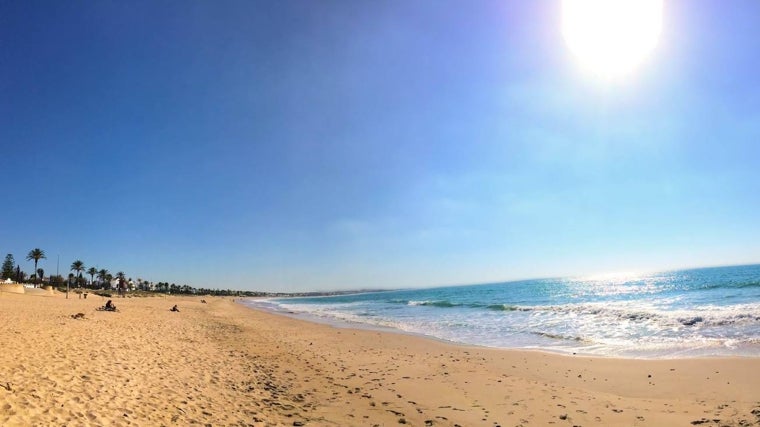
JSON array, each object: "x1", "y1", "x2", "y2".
[{"x1": 242, "y1": 264, "x2": 760, "y2": 358}]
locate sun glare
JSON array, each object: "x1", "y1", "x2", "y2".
[{"x1": 562, "y1": 0, "x2": 663, "y2": 78}]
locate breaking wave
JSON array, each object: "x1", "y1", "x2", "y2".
[{"x1": 399, "y1": 299, "x2": 760, "y2": 329}]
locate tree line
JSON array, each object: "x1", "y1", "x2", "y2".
[{"x1": 1, "y1": 248, "x2": 266, "y2": 297}]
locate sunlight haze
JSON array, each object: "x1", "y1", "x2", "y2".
[
  {"x1": 1, "y1": 1, "x2": 758, "y2": 292},
  {"x1": 562, "y1": 0, "x2": 663, "y2": 78}
]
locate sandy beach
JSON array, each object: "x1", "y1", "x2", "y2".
[{"x1": 1, "y1": 290, "x2": 759, "y2": 426}]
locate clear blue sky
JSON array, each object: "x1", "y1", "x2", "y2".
[{"x1": 1, "y1": 1, "x2": 758, "y2": 292}]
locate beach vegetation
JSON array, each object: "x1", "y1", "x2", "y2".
[
  {"x1": 87, "y1": 267, "x2": 98, "y2": 287},
  {"x1": 5, "y1": 251, "x2": 265, "y2": 296},
  {"x1": 2, "y1": 254, "x2": 15, "y2": 280},
  {"x1": 49, "y1": 275, "x2": 65, "y2": 287},
  {"x1": 97, "y1": 269, "x2": 109, "y2": 289},
  {"x1": 70, "y1": 260, "x2": 85, "y2": 287},
  {"x1": 26, "y1": 248, "x2": 46, "y2": 285}
]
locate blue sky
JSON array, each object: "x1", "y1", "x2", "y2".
[{"x1": 1, "y1": 1, "x2": 758, "y2": 292}]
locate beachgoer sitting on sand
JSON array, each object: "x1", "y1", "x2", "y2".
[
  {"x1": 104, "y1": 300, "x2": 116, "y2": 311},
  {"x1": 200, "y1": 299, "x2": 207, "y2": 304},
  {"x1": 171, "y1": 305, "x2": 179, "y2": 312}
]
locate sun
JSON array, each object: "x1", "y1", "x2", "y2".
[{"x1": 562, "y1": 0, "x2": 663, "y2": 78}]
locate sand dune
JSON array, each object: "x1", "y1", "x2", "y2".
[{"x1": 0, "y1": 291, "x2": 758, "y2": 426}]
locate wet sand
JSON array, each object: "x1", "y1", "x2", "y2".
[{"x1": 1, "y1": 291, "x2": 759, "y2": 426}]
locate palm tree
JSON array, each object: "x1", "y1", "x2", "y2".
[
  {"x1": 70, "y1": 260, "x2": 85, "y2": 287},
  {"x1": 26, "y1": 248, "x2": 46, "y2": 285},
  {"x1": 87, "y1": 267, "x2": 98, "y2": 287}
]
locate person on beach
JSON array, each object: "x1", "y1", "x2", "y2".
[
  {"x1": 104, "y1": 300, "x2": 116, "y2": 311},
  {"x1": 171, "y1": 305, "x2": 179, "y2": 312}
]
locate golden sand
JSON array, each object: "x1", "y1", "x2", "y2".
[{"x1": 1, "y1": 291, "x2": 759, "y2": 426}]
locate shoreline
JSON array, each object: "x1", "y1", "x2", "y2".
[
  {"x1": 241, "y1": 297, "x2": 760, "y2": 360},
  {"x1": 1, "y1": 291, "x2": 759, "y2": 426}
]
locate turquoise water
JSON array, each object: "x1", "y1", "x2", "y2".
[{"x1": 243, "y1": 264, "x2": 760, "y2": 358}]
